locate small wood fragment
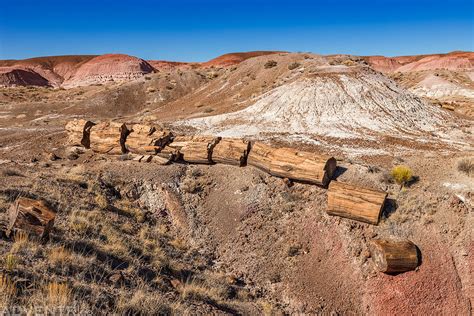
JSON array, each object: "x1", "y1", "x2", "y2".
[
  {"x1": 370, "y1": 239, "x2": 419, "y2": 274},
  {"x1": 6, "y1": 197, "x2": 56, "y2": 239}
]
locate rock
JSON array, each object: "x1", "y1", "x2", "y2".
[{"x1": 49, "y1": 153, "x2": 60, "y2": 161}]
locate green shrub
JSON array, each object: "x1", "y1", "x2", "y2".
[{"x1": 391, "y1": 165, "x2": 413, "y2": 188}]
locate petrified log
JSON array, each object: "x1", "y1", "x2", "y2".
[
  {"x1": 327, "y1": 181, "x2": 387, "y2": 225},
  {"x1": 246, "y1": 142, "x2": 274, "y2": 173},
  {"x1": 6, "y1": 198, "x2": 56, "y2": 239},
  {"x1": 124, "y1": 124, "x2": 173, "y2": 154},
  {"x1": 212, "y1": 138, "x2": 251, "y2": 166},
  {"x1": 65, "y1": 119, "x2": 95, "y2": 148},
  {"x1": 269, "y1": 148, "x2": 337, "y2": 186},
  {"x1": 370, "y1": 239, "x2": 419, "y2": 274},
  {"x1": 167, "y1": 136, "x2": 221, "y2": 164},
  {"x1": 89, "y1": 121, "x2": 129, "y2": 154}
]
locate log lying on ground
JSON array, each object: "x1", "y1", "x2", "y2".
[
  {"x1": 123, "y1": 124, "x2": 173, "y2": 154},
  {"x1": 247, "y1": 142, "x2": 274, "y2": 173},
  {"x1": 269, "y1": 148, "x2": 337, "y2": 186},
  {"x1": 65, "y1": 119, "x2": 96, "y2": 148},
  {"x1": 89, "y1": 121, "x2": 129, "y2": 154},
  {"x1": 247, "y1": 142, "x2": 337, "y2": 186},
  {"x1": 166, "y1": 135, "x2": 221, "y2": 164},
  {"x1": 370, "y1": 239, "x2": 419, "y2": 274},
  {"x1": 212, "y1": 138, "x2": 251, "y2": 166},
  {"x1": 6, "y1": 198, "x2": 56, "y2": 239},
  {"x1": 327, "y1": 181, "x2": 387, "y2": 225}
]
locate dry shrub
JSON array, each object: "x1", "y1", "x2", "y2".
[
  {"x1": 288, "y1": 62, "x2": 300, "y2": 70},
  {"x1": 458, "y1": 158, "x2": 474, "y2": 176},
  {"x1": 264, "y1": 60, "x2": 277, "y2": 69},
  {"x1": 391, "y1": 165, "x2": 413, "y2": 188}
]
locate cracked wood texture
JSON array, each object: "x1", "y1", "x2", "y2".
[
  {"x1": 327, "y1": 181, "x2": 387, "y2": 225},
  {"x1": 65, "y1": 119, "x2": 95, "y2": 148},
  {"x1": 167, "y1": 135, "x2": 221, "y2": 164},
  {"x1": 370, "y1": 239, "x2": 419, "y2": 274},
  {"x1": 247, "y1": 142, "x2": 274, "y2": 173},
  {"x1": 7, "y1": 198, "x2": 56, "y2": 239},
  {"x1": 269, "y1": 148, "x2": 336, "y2": 187},
  {"x1": 212, "y1": 138, "x2": 251, "y2": 166},
  {"x1": 248, "y1": 142, "x2": 337, "y2": 186},
  {"x1": 89, "y1": 121, "x2": 128, "y2": 154},
  {"x1": 124, "y1": 124, "x2": 173, "y2": 154}
]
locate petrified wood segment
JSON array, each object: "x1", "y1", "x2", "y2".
[
  {"x1": 6, "y1": 198, "x2": 56, "y2": 239},
  {"x1": 89, "y1": 121, "x2": 128, "y2": 154},
  {"x1": 124, "y1": 124, "x2": 173, "y2": 154},
  {"x1": 327, "y1": 181, "x2": 387, "y2": 225},
  {"x1": 246, "y1": 142, "x2": 274, "y2": 173},
  {"x1": 65, "y1": 119, "x2": 95, "y2": 148},
  {"x1": 269, "y1": 148, "x2": 336, "y2": 186},
  {"x1": 370, "y1": 239, "x2": 419, "y2": 274},
  {"x1": 212, "y1": 138, "x2": 251, "y2": 166},
  {"x1": 167, "y1": 135, "x2": 221, "y2": 164}
]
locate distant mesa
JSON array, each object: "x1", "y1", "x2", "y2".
[
  {"x1": 62, "y1": 54, "x2": 155, "y2": 88},
  {"x1": 364, "y1": 51, "x2": 474, "y2": 73},
  {"x1": 0, "y1": 51, "x2": 472, "y2": 89},
  {"x1": 201, "y1": 51, "x2": 282, "y2": 67}
]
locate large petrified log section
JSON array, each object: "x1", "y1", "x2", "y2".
[
  {"x1": 6, "y1": 198, "x2": 56, "y2": 239},
  {"x1": 166, "y1": 136, "x2": 221, "y2": 164},
  {"x1": 269, "y1": 148, "x2": 337, "y2": 186},
  {"x1": 327, "y1": 181, "x2": 387, "y2": 225},
  {"x1": 123, "y1": 124, "x2": 173, "y2": 154},
  {"x1": 246, "y1": 142, "x2": 274, "y2": 173},
  {"x1": 247, "y1": 142, "x2": 337, "y2": 186},
  {"x1": 370, "y1": 239, "x2": 419, "y2": 274},
  {"x1": 212, "y1": 138, "x2": 251, "y2": 166},
  {"x1": 89, "y1": 121, "x2": 129, "y2": 154},
  {"x1": 65, "y1": 119, "x2": 95, "y2": 148}
]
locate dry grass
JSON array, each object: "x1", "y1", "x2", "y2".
[
  {"x1": 179, "y1": 278, "x2": 221, "y2": 301},
  {"x1": 458, "y1": 158, "x2": 474, "y2": 176},
  {"x1": 0, "y1": 274, "x2": 17, "y2": 306},
  {"x1": 4, "y1": 253, "x2": 17, "y2": 272},
  {"x1": 168, "y1": 237, "x2": 188, "y2": 251},
  {"x1": 11, "y1": 230, "x2": 29, "y2": 252},
  {"x1": 45, "y1": 282, "x2": 72, "y2": 306},
  {"x1": 49, "y1": 246, "x2": 72, "y2": 266}
]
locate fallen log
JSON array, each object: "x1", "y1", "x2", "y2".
[
  {"x1": 269, "y1": 148, "x2": 337, "y2": 186},
  {"x1": 212, "y1": 138, "x2": 251, "y2": 166},
  {"x1": 6, "y1": 198, "x2": 56, "y2": 239},
  {"x1": 327, "y1": 181, "x2": 387, "y2": 225},
  {"x1": 89, "y1": 121, "x2": 129, "y2": 154},
  {"x1": 65, "y1": 119, "x2": 96, "y2": 148},
  {"x1": 167, "y1": 136, "x2": 221, "y2": 164},
  {"x1": 370, "y1": 239, "x2": 419, "y2": 274},
  {"x1": 246, "y1": 142, "x2": 274, "y2": 173},
  {"x1": 124, "y1": 124, "x2": 173, "y2": 154}
]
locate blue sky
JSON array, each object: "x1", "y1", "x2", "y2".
[{"x1": 0, "y1": 0, "x2": 473, "y2": 61}]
